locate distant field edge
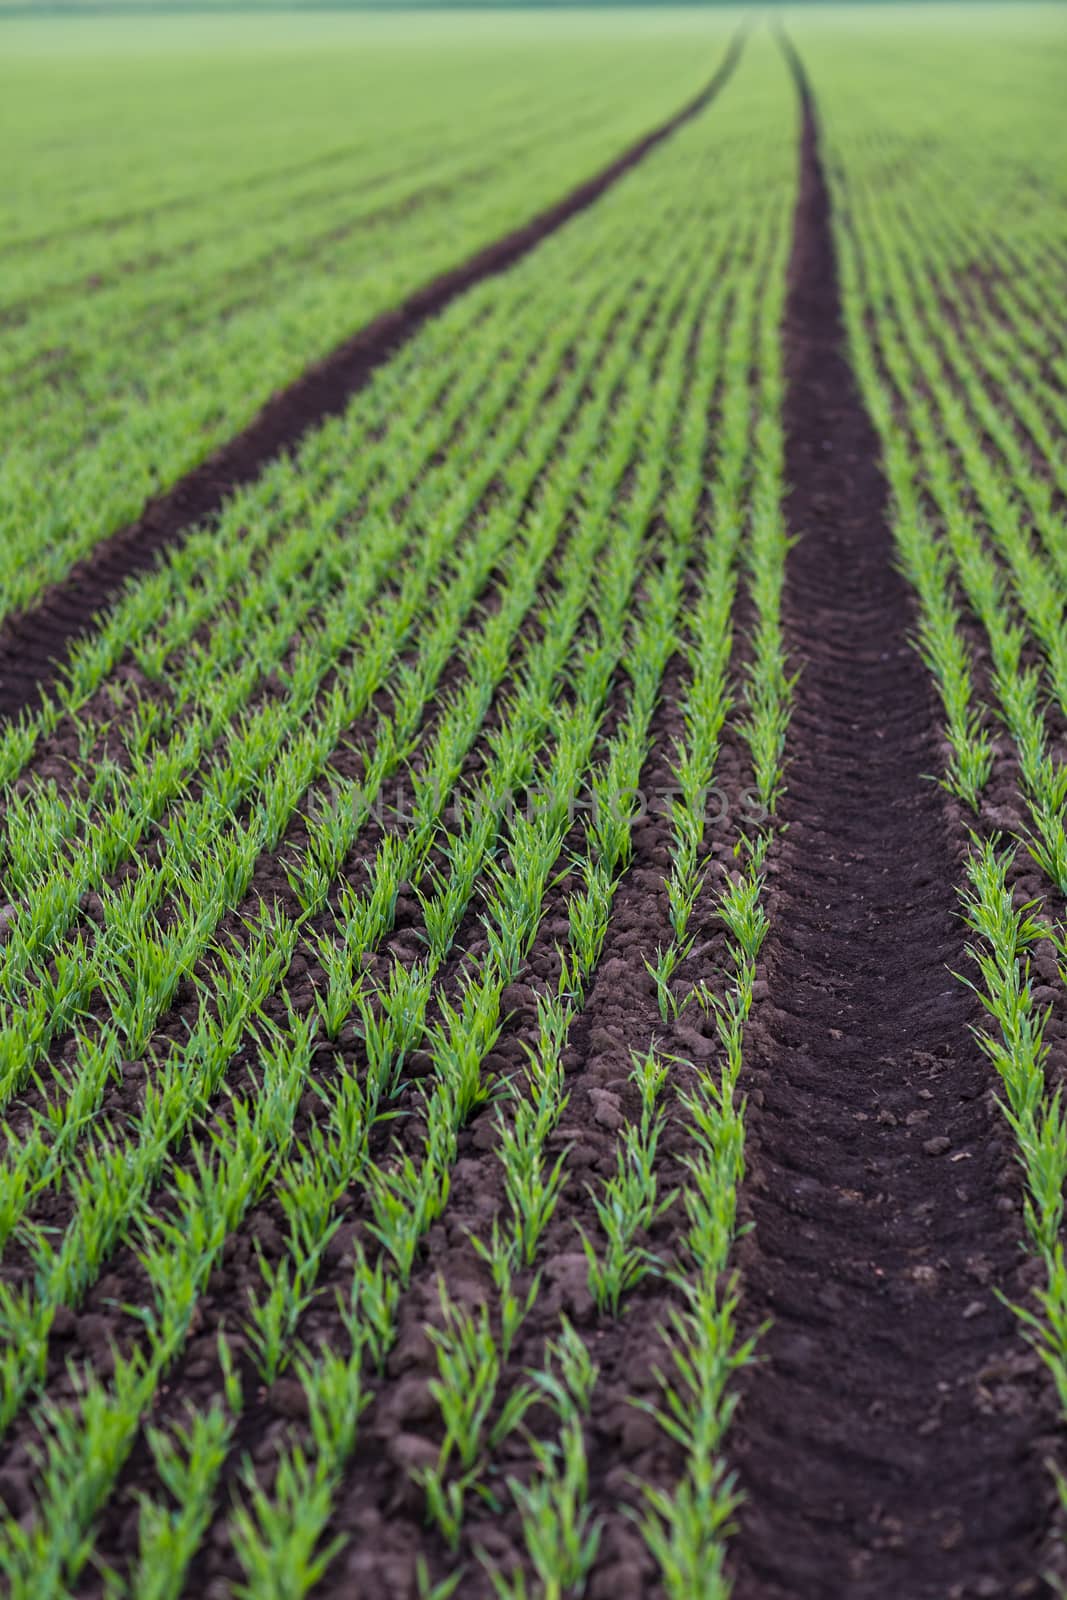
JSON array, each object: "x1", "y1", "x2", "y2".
[
  {"x1": 0, "y1": 21, "x2": 746, "y2": 724},
  {"x1": 0, "y1": 0, "x2": 1028, "y2": 14}
]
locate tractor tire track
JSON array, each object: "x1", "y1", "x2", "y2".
[
  {"x1": 0, "y1": 27, "x2": 745, "y2": 726},
  {"x1": 731, "y1": 39, "x2": 1053, "y2": 1600}
]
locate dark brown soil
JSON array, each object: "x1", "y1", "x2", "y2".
[
  {"x1": 0, "y1": 256, "x2": 725, "y2": 1597},
  {"x1": 0, "y1": 26, "x2": 744, "y2": 726},
  {"x1": 4, "y1": 31, "x2": 1061, "y2": 1600},
  {"x1": 729, "y1": 43, "x2": 1056, "y2": 1600}
]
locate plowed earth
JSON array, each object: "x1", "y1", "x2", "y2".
[
  {"x1": 0, "y1": 27, "x2": 1062, "y2": 1600},
  {"x1": 730, "y1": 51, "x2": 1055, "y2": 1600}
]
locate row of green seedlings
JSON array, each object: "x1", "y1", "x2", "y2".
[
  {"x1": 412, "y1": 184, "x2": 791, "y2": 1599},
  {"x1": 0, "y1": 236, "x2": 684, "y2": 1401},
  {"x1": 0, "y1": 192, "x2": 706, "y2": 1269},
  {"x1": 0, "y1": 287, "x2": 565, "y2": 987},
  {"x1": 628, "y1": 175, "x2": 791, "y2": 1600},
  {"x1": 886, "y1": 155, "x2": 1067, "y2": 475},
  {"x1": 3, "y1": 45, "x2": 673, "y2": 307},
  {"x1": 1, "y1": 46, "x2": 716, "y2": 620},
  {"x1": 0, "y1": 196, "x2": 656, "y2": 1033},
  {"x1": 956, "y1": 842, "x2": 1067, "y2": 1564},
  {"x1": 1, "y1": 197, "x2": 497, "y2": 715},
  {"x1": 851, "y1": 174, "x2": 1067, "y2": 708},
  {"x1": 0, "y1": 154, "x2": 667, "y2": 820},
  {"x1": 406, "y1": 222, "x2": 746, "y2": 1588},
  {"x1": 122, "y1": 465, "x2": 651, "y2": 1600},
  {"x1": 378, "y1": 509, "x2": 691, "y2": 1600},
  {"x1": 0, "y1": 297, "x2": 611, "y2": 1313},
  {"x1": 836, "y1": 195, "x2": 1067, "y2": 899},
  {"x1": 6, "y1": 56, "x2": 691, "y2": 388},
  {"x1": 131, "y1": 149, "x2": 788, "y2": 1600},
  {"x1": 0, "y1": 243, "x2": 679, "y2": 1325},
  {"x1": 2, "y1": 106, "x2": 783, "y2": 1593},
  {"x1": 5, "y1": 100, "x2": 542, "y2": 367},
  {"x1": 0, "y1": 219, "x2": 722, "y2": 1598},
  {"x1": 882, "y1": 156, "x2": 1067, "y2": 473},
  {"x1": 901, "y1": 197, "x2": 1067, "y2": 579},
  {"x1": 204, "y1": 208, "x2": 740, "y2": 1598},
  {"x1": 0, "y1": 55, "x2": 753, "y2": 804},
  {"x1": 134, "y1": 408, "x2": 685, "y2": 1600},
  {"x1": 0, "y1": 144, "x2": 735, "y2": 1209},
  {"x1": 0, "y1": 268, "x2": 555, "y2": 888},
  {"x1": 0, "y1": 214, "x2": 603, "y2": 783},
  {"x1": 644, "y1": 209, "x2": 790, "y2": 1024},
  {"x1": 894, "y1": 242, "x2": 1067, "y2": 661},
  {"x1": 0, "y1": 108, "x2": 736, "y2": 992},
  {"x1": 0, "y1": 425, "x2": 638, "y2": 1600}
]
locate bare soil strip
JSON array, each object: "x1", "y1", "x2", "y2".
[
  {"x1": 0, "y1": 29, "x2": 744, "y2": 725},
  {"x1": 730, "y1": 43, "x2": 1051, "y2": 1600}
]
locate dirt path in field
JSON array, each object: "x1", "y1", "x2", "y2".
[
  {"x1": 730, "y1": 42, "x2": 1052, "y2": 1600},
  {"x1": 0, "y1": 29, "x2": 745, "y2": 727}
]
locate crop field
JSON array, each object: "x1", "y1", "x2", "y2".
[{"x1": 0, "y1": 4, "x2": 1065, "y2": 1598}]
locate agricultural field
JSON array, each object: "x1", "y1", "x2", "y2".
[
  {"x1": 0, "y1": 5, "x2": 1065, "y2": 1598},
  {"x1": 0, "y1": 9, "x2": 727, "y2": 623}
]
